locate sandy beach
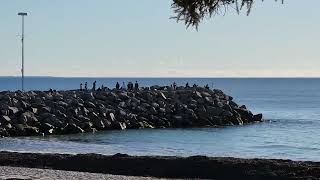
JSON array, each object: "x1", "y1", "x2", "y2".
[{"x1": 0, "y1": 166, "x2": 181, "y2": 180}]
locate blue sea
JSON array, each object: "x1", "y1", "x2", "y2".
[{"x1": 1, "y1": 77, "x2": 320, "y2": 161}]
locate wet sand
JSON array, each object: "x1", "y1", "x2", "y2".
[{"x1": 0, "y1": 151, "x2": 319, "y2": 179}]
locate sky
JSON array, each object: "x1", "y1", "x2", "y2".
[{"x1": 0, "y1": 0, "x2": 319, "y2": 77}]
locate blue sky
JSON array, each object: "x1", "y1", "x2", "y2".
[{"x1": 0, "y1": 0, "x2": 319, "y2": 77}]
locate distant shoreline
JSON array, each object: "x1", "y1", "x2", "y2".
[{"x1": 0, "y1": 151, "x2": 319, "y2": 179}]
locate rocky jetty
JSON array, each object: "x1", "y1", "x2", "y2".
[{"x1": 0, "y1": 86, "x2": 262, "y2": 137}]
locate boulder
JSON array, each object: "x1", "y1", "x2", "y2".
[
  {"x1": 40, "y1": 123, "x2": 55, "y2": 134},
  {"x1": 19, "y1": 111, "x2": 38, "y2": 125},
  {"x1": 0, "y1": 116, "x2": 11, "y2": 123},
  {"x1": 118, "y1": 109, "x2": 127, "y2": 117},
  {"x1": 8, "y1": 106, "x2": 19, "y2": 115},
  {"x1": 151, "y1": 102, "x2": 160, "y2": 109},
  {"x1": 94, "y1": 92, "x2": 109, "y2": 101},
  {"x1": 89, "y1": 112, "x2": 105, "y2": 130},
  {"x1": 229, "y1": 117, "x2": 244, "y2": 126},
  {"x1": 38, "y1": 106, "x2": 51, "y2": 114},
  {"x1": 229, "y1": 101, "x2": 239, "y2": 108},
  {"x1": 196, "y1": 98, "x2": 205, "y2": 104},
  {"x1": 0, "y1": 128, "x2": 9, "y2": 137},
  {"x1": 138, "y1": 121, "x2": 154, "y2": 129},
  {"x1": 141, "y1": 103, "x2": 151, "y2": 109},
  {"x1": 235, "y1": 108, "x2": 254, "y2": 122},
  {"x1": 119, "y1": 122, "x2": 127, "y2": 130},
  {"x1": 109, "y1": 113, "x2": 116, "y2": 122},
  {"x1": 31, "y1": 107, "x2": 38, "y2": 114},
  {"x1": 119, "y1": 101, "x2": 126, "y2": 108},
  {"x1": 43, "y1": 116, "x2": 64, "y2": 128},
  {"x1": 85, "y1": 101, "x2": 96, "y2": 108},
  {"x1": 3, "y1": 123, "x2": 12, "y2": 130},
  {"x1": 62, "y1": 123, "x2": 84, "y2": 134},
  {"x1": 102, "y1": 119, "x2": 112, "y2": 129},
  {"x1": 57, "y1": 101, "x2": 69, "y2": 108},
  {"x1": 159, "y1": 108, "x2": 166, "y2": 113},
  {"x1": 20, "y1": 101, "x2": 30, "y2": 109},
  {"x1": 159, "y1": 92, "x2": 167, "y2": 100},
  {"x1": 118, "y1": 92, "x2": 129, "y2": 100},
  {"x1": 14, "y1": 124, "x2": 39, "y2": 136},
  {"x1": 222, "y1": 110, "x2": 233, "y2": 117},
  {"x1": 205, "y1": 96, "x2": 213, "y2": 103},
  {"x1": 146, "y1": 93, "x2": 154, "y2": 102},
  {"x1": 201, "y1": 91, "x2": 211, "y2": 97},
  {"x1": 240, "y1": 105, "x2": 247, "y2": 109},
  {"x1": 92, "y1": 119, "x2": 105, "y2": 130},
  {"x1": 54, "y1": 110, "x2": 67, "y2": 119},
  {"x1": 206, "y1": 106, "x2": 224, "y2": 116},
  {"x1": 81, "y1": 92, "x2": 95, "y2": 101},
  {"x1": 253, "y1": 114, "x2": 263, "y2": 122},
  {"x1": 194, "y1": 91, "x2": 202, "y2": 99},
  {"x1": 150, "y1": 107, "x2": 157, "y2": 115}
]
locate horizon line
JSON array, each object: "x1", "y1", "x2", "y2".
[{"x1": 1, "y1": 76, "x2": 320, "y2": 79}]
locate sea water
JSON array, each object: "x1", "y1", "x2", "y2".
[{"x1": 1, "y1": 77, "x2": 320, "y2": 161}]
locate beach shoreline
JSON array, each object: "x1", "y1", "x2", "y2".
[{"x1": 0, "y1": 151, "x2": 319, "y2": 179}]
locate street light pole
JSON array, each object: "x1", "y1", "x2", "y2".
[{"x1": 18, "y1": 12, "x2": 28, "y2": 91}]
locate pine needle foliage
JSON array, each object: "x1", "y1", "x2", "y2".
[{"x1": 171, "y1": 0, "x2": 284, "y2": 29}]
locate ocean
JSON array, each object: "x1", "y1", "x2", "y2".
[{"x1": 1, "y1": 77, "x2": 320, "y2": 161}]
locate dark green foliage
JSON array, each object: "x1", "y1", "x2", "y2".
[{"x1": 171, "y1": 0, "x2": 284, "y2": 29}]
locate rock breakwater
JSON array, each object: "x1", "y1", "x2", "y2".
[{"x1": 0, "y1": 86, "x2": 262, "y2": 137}]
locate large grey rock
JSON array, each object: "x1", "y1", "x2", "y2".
[
  {"x1": 159, "y1": 108, "x2": 166, "y2": 113},
  {"x1": 150, "y1": 107, "x2": 157, "y2": 115},
  {"x1": 0, "y1": 116, "x2": 11, "y2": 123},
  {"x1": 81, "y1": 92, "x2": 95, "y2": 101},
  {"x1": 118, "y1": 92, "x2": 129, "y2": 100},
  {"x1": 222, "y1": 110, "x2": 233, "y2": 117},
  {"x1": 194, "y1": 91, "x2": 202, "y2": 99},
  {"x1": 19, "y1": 111, "x2": 38, "y2": 125},
  {"x1": 235, "y1": 108, "x2": 254, "y2": 122},
  {"x1": 0, "y1": 128, "x2": 9, "y2": 137},
  {"x1": 57, "y1": 101, "x2": 69, "y2": 108},
  {"x1": 109, "y1": 113, "x2": 116, "y2": 122},
  {"x1": 92, "y1": 119, "x2": 105, "y2": 130},
  {"x1": 229, "y1": 101, "x2": 239, "y2": 108},
  {"x1": 159, "y1": 92, "x2": 167, "y2": 100},
  {"x1": 206, "y1": 106, "x2": 224, "y2": 116},
  {"x1": 201, "y1": 91, "x2": 211, "y2": 97},
  {"x1": 253, "y1": 113, "x2": 263, "y2": 121},
  {"x1": 40, "y1": 123, "x2": 55, "y2": 134},
  {"x1": 38, "y1": 106, "x2": 51, "y2": 114},
  {"x1": 196, "y1": 98, "x2": 205, "y2": 104},
  {"x1": 151, "y1": 102, "x2": 160, "y2": 109},
  {"x1": 85, "y1": 101, "x2": 96, "y2": 108},
  {"x1": 94, "y1": 92, "x2": 108, "y2": 101},
  {"x1": 62, "y1": 123, "x2": 84, "y2": 134},
  {"x1": 141, "y1": 103, "x2": 151, "y2": 109},
  {"x1": 14, "y1": 124, "x2": 39, "y2": 136},
  {"x1": 20, "y1": 101, "x2": 30, "y2": 109},
  {"x1": 8, "y1": 107, "x2": 19, "y2": 115},
  {"x1": 119, "y1": 101, "x2": 126, "y2": 108}
]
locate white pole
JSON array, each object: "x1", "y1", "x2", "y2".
[
  {"x1": 21, "y1": 15, "x2": 25, "y2": 91},
  {"x1": 18, "y1": 12, "x2": 27, "y2": 91}
]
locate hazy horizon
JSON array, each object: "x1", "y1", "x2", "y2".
[{"x1": 1, "y1": 0, "x2": 319, "y2": 77}]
